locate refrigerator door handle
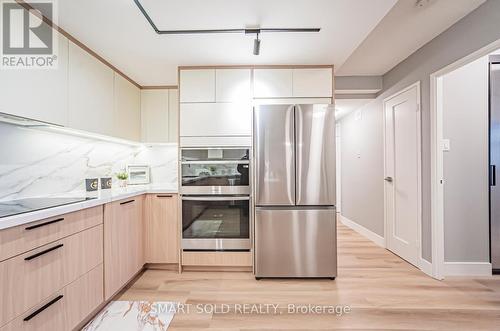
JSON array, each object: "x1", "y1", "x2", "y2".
[{"x1": 491, "y1": 165, "x2": 496, "y2": 186}]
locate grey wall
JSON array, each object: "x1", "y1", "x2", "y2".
[
  {"x1": 340, "y1": 99, "x2": 384, "y2": 237},
  {"x1": 442, "y1": 56, "x2": 489, "y2": 262},
  {"x1": 340, "y1": 0, "x2": 500, "y2": 262}
]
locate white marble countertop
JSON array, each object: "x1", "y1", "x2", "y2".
[{"x1": 0, "y1": 185, "x2": 178, "y2": 230}]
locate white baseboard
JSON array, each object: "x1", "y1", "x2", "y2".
[
  {"x1": 419, "y1": 258, "x2": 433, "y2": 277},
  {"x1": 339, "y1": 214, "x2": 385, "y2": 248},
  {"x1": 444, "y1": 262, "x2": 492, "y2": 276}
]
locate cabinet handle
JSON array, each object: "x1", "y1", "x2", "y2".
[
  {"x1": 23, "y1": 295, "x2": 63, "y2": 322},
  {"x1": 120, "y1": 199, "x2": 135, "y2": 205},
  {"x1": 156, "y1": 195, "x2": 173, "y2": 198},
  {"x1": 24, "y1": 244, "x2": 64, "y2": 261},
  {"x1": 25, "y1": 218, "x2": 64, "y2": 230}
]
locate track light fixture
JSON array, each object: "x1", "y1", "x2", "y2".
[
  {"x1": 133, "y1": 0, "x2": 320, "y2": 55},
  {"x1": 253, "y1": 33, "x2": 261, "y2": 56}
]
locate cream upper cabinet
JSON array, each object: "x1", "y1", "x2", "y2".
[
  {"x1": 180, "y1": 103, "x2": 252, "y2": 137},
  {"x1": 180, "y1": 69, "x2": 216, "y2": 103},
  {"x1": 215, "y1": 69, "x2": 252, "y2": 102},
  {"x1": 168, "y1": 89, "x2": 179, "y2": 143},
  {"x1": 0, "y1": 31, "x2": 69, "y2": 126},
  {"x1": 113, "y1": 74, "x2": 141, "y2": 141},
  {"x1": 141, "y1": 89, "x2": 179, "y2": 143},
  {"x1": 292, "y1": 68, "x2": 333, "y2": 97},
  {"x1": 253, "y1": 69, "x2": 293, "y2": 98},
  {"x1": 68, "y1": 41, "x2": 114, "y2": 136},
  {"x1": 141, "y1": 89, "x2": 169, "y2": 143}
]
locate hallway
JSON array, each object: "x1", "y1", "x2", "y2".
[{"x1": 114, "y1": 223, "x2": 500, "y2": 330}]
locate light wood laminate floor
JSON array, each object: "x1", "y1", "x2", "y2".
[{"x1": 117, "y1": 222, "x2": 500, "y2": 330}]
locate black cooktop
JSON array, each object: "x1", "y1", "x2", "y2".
[{"x1": 0, "y1": 197, "x2": 96, "y2": 218}]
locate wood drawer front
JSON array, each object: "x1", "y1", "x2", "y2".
[
  {"x1": 0, "y1": 225, "x2": 103, "y2": 327},
  {"x1": 64, "y1": 264, "x2": 103, "y2": 330},
  {"x1": 0, "y1": 290, "x2": 65, "y2": 331},
  {"x1": 0, "y1": 206, "x2": 103, "y2": 262},
  {"x1": 0, "y1": 265, "x2": 103, "y2": 331}
]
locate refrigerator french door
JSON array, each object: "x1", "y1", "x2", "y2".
[
  {"x1": 490, "y1": 55, "x2": 500, "y2": 274},
  {"x1": 254, "y1": 104, "x2": 337, "y2": 278}
]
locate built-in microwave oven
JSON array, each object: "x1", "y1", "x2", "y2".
[{"x1": 180, "y1": 147, "x2": 250, "y2": 195}]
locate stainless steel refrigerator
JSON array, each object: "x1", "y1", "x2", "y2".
[
  {"x1": 490, "y1": 55, "x2": 500, "y2": 274},
  {"x1": 254, "y1": 104, "x2": 337, "y2": 279}
]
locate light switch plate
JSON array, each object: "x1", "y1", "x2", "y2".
[{"x1": 442, "y1": 139, "x2": 451, "y2": 152}]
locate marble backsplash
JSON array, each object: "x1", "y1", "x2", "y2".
[{"x1": 0, "y1": 122, "x2": 178, "y2": 201}]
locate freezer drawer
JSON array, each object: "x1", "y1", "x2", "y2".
[{"x1": 255, "y1": 207, "x2": 337, "y2": 278}]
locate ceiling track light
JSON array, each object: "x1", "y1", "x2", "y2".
[
  {"x1": 133, "y1": 0, "x2": 320, "y2": 54},
  {"x1": 253, "y1": 33, "x2": 261, "y2": 56}
]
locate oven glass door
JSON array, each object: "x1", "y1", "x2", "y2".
[{"x1": 182, "y1": 196, "x2": 250, "y2": 250}]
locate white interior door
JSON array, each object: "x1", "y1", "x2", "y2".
[{"x1": 384, "y1": 83, "x2": 421, "y2": 267}]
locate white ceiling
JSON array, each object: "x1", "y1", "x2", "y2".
[
  {"x1": 56, "y1": 0, "x2": 486, "y2": 86},
  {"x1": 58, "y1": 0, "x2": 397, "y2": 85},
  {"x1": 336, "y1": 0, "x2": 486, "y2": 76}
]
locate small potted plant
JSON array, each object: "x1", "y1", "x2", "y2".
[{"x1": 116, "y1": 172, "x2": 128, "y2": 187}]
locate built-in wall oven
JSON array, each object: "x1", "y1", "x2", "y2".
[
  {"x1": 181, "y1": 148, "x2": 250, "y2": 195},
  {"x1": 180, "y1": 147, "x2": 251, "y2": 251},
  {"x1": 182, "y1": 195, "x2": 251, "y2": 250}
]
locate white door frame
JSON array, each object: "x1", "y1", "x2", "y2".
[
  {"x1": 336, "y1": 122, "x2": 342, "y2": 214},
  {"x1": 383, "y1": 81, "x2": 424, "y2": 272},
  {"x1": 430, "y1": 39, "x2": 500, "y2": 280}
]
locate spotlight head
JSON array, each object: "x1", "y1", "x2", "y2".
[{"x1": 253, "y1": 34, "x2": 261, "y2": 55}]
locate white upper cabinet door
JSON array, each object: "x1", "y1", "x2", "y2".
[
  {"x1": 292, "y1": 68, "x2": 333, "y2": 97},
  {"x1": 68, "y1": 41, "x2": 114, "y2": 136},
  {"x1": 0, "y1": 31, "x2": 69, "y2": 125},
  {"x1": 113, "y1": 74, "x2": 141, "y2": 141},
  {"x1": 215, "y1": 69, "x2": 252, "y2": 102},
  {"x1": 141, "y1": 89, "x2": 169, "y2": 143},
  {"x1": 180, "y1": 103, "x2": 252, "y2": 137},
  {"x1": 168, "y1": 89, "x2": 179, "y2": 143},
  {"x1": 180, "y1": 69, "x2": 216, "y2": 103},
  {"x1": 253, "y1": 69, "x2": 293, "y2": 98}
]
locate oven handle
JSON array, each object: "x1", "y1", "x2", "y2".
[
  {"x1": 181, "y1": 196, "x2": 250, "y2": 201},
  {"x1": 181, "y1": 160, "x2": 249, "y2": 165}
]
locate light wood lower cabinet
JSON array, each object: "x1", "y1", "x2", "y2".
[
  {"x1": 0, "y1": 206, "x2": 103, "y2": 262},
  {"x1": 0, "y1": 225, "x2": 103, "y2": 327},
  {"x1": 0, "y1": 264, "x2": 103, "y2": 331},
  {"x1": 64, "y1": 264, "x2": 104, "y2": 330},
  {"x1": 144, "y1": 194, "x2": 179, "y2": 264},
  {"x1": 104, "y1": 196, "x2": 144, "y2": 300}
]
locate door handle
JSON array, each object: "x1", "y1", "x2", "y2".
[
  {"x1": 384, "y1": 177, "x2": 393, "y2": 183},
  {"x1": 491, "y1": 165, "x2": 496, "y2": 186}
]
